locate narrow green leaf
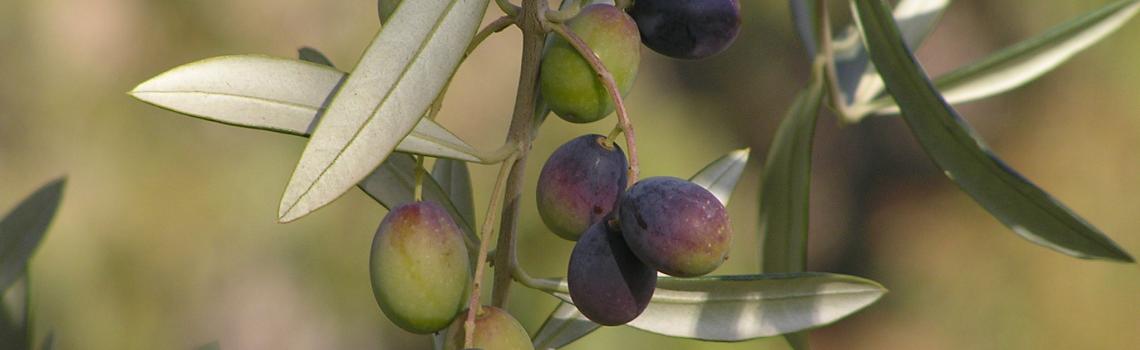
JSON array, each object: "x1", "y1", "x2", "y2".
[
  {"x1": 835, "y1": 0, "x2": 950, "y2": 105},
  {"x1": 690, "y1": 148, "x2": 750, "y2": 206},
  {"x1": 297, "y1": 47, "x2": 335, "y2": 67},
  {"x1": 541, "y1": 273, "x2": 887, "y2": 341},
  {"x1": 789, "y1": 0, "x2": 819, "y2": 59},
  {"x1": 359, "y1": 153, "x2": 480, "y2": 249},
  {"x1": 853, "y1": 0, "x2": 1134, "y2": 262},
  {"x1": 129, "y1": 55, "x2": 483, "y2": 162},
  {"x1": 857, "y1": 0, "x2": 1140, "y2": 116},
  {"x1": 279, "y1": 0, "x2": 491, "y2": 222},
  {"x1": 40, "y1": 331, "x2": 54, "y2": 350},
  {"x1": 759, "y1": 76, "x2": 824, "y2": 350},
  {"x1": 431, "y1": 159, "x2": 476, "y2": 229},
  {"x1": 759, "y1": 77, "x2": 823, "y2": 275},
  {"x1": 378, "y1": 0, "x2": 403, "y2": 24},
  {"x1": 531, "y1": 302, "x2": 600, "y2": 349},
  {"x1": 0, "y1": 178, "x2": 65, "y2": 292}
]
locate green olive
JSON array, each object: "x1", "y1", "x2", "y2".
[{"x1": 540, "y1": 4, "x2": 641, "y2": 123}]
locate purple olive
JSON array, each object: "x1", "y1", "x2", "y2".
[
  {"x1": 628, "y1": 0, "x2": 742, "y2": 59},
  {"x1": 619, "y1": 176, "x2": 731, "y2": 277},
  {"x1": 568, "y1": 221, "x2": 656, "y2": 325},
  {"x1": 537, "y1": 134, "x2": 628, "y2": 240}
]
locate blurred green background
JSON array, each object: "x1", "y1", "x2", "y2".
[{"x1": 1, "y1": 0, "x2": 1138, "y2": 349}]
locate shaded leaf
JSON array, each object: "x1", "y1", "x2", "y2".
[
  {"x1": 0, "y1": 178, "x2": 66, "y2": 292},
  {"x1": 690, "y1": 148, "x2": 750, "y2": 206},
  {"x1": 531, "y1": 302, "x2": 600, "y2": 350},
  {"x1": 431, "y1": 159, "x2": 476, "y2": 229},
  {"x1": 835, "y1": 0, "x2": 950, "y2": 105},
  {"x1": 541, "y1": 273, "x2": 886, "y2": 341},
  {"x1": 41, "y1": 331, "x2": 54, "y2": 350},
  {"x1": 130, "y1": 55, "x2": 482, "y2": 162},
  {"x1": 359, "y1": 153, "x2": 480, "y2": 249},
  {"x1": 378, "y1": 0, "x2": 403, "y2": 24},
  {"x1": 279, "y1": 0, "x2": 491, "y2": 222},
  {"x1": 297, "y1": 47, "x2": 335, "y2": 67},
  {"x1": 759, "y1": 77, "x2": 823, "y2": 275},
  {"x1": 856, "y1": 0, "x2": 1140, "y2": 116},
  {"x1": 789, "y1": 0, "x2": 818, "y2": 59},
  {"x1": 853, "y1": 0, "x2": 1134, "y2": 262}
]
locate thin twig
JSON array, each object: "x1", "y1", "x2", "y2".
[
  {"x1": 463, "y1": 152, "x2": 518, "y2": 349},
  {"x1": 496, "y1": 0, "x2": 521, "y2": 17},
  {"x1": 550, "y1": 23, "x2": 640, "y2": 187},
  {"x1": 490, "y1": 0, "x2": 546, "y2": 309},
  {"x1": 816, "y1": 1, "x2": 853, "y2": 124},
  {"x1": 413, "y1": 155, "x2": 424, "y2": 201},
  {"x1": 428, "y1": 16, "x2": 515, "y2": 121}
]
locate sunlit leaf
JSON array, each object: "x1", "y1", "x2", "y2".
[
  {"x1": 279, "y1": 0, "x2": 491, "y2": 223},
  {"x1": 690, "y1": 148, "x2": 750, "y2": 206},
  {"x1": 298, "y1": 47, "x2": 335, "y2": 67},
  {"x1": 0, "y1": 178, "x2": 66, "y2": 292},
  {"x1": 531, "y1": 302, "x2": 600, "y2": 350},
  {"x1": 541, "y1": 273, "x2": 886, "y2": 341},
  {"x1": 129, "y1": 55, "x2": 482, "y2": 162},
  {"x1": 759, "y1": 77, "x2": 823, "y2": 275},
  {"x1": 359, "y1": 153, "x2": 480, "y2": 249},
  {"x1": 853, "y1": 0, "x2": 1134, "y2": 262},
  {"x1": 855, "y1": 0, "x2": 1140, "y2": 117},
  {"x1": 835, "y1": 0, "x2": 950, "y2": 105},
  {"x1": 432, "y1": 159, "x2": 476, "y2": 229}
]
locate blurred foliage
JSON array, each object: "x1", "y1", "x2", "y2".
[{"x1": 0, "y1": 0, "x2": 1137, "y2": 349}]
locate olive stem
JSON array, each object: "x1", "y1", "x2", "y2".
[
  {"x1": 413, "y1": 155, "x2": 425, "y2": 202},
  {"x1": 508, "y1": 252, "x2": 570, "y2": 294},
  {"x1": 464, "y1": 152, "x2": 518, "y2": 349},
  {"x1": 495, "y1": 0, "x2": 520, "y2": 17},
  {"x1": 550, "y1": 23, "x2": 640, "y2": 187},
  {"x1": 615, "y1": 0, "x2": 633, "y2": 10},
  {"x1": 814, "y1": 0, "x2": 855, "y2": 125},
  {"x1": 544, "y1": 6, "x2": 580, "y2": 23},
  {"x1": 490, "y1": 0, "x2": 546, "y2": 308}
]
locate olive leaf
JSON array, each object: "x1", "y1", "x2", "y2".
[
  {"x1": 689, "y1": 148, "x2": 750, "y2": 206},
  {"x1": 759, "y1": 76, "x2": 823, "y2": 275},
  {"x1": 378, "y1": 0, "x2": 403, "y2": 24},
  {"x1": 852, "y1": 0, "x2": 1140, "y2": 118},
  {"x1": 833, "y1": 0, "x2": 950, "y2": 105},
  {"x1": 531, "y1": 302, "x2": 600, "y2": 350},
  {"x1": 538, "y1": 273, "x2": 887, "y2": 342},
  {"x1": 853, "y1": 0, "x2": 1134, "y2": 262},
  {"x1": 431, "y1": 159, "x2": 476, "y2": 230},
  {"x1": 129, "y1": 55, "x2": 483, "y2": 162},
  {"x1": 279, "y1": 0, "x2": 491, "y2": 223},
  {"x1": 297, "y1": 47, "x2": 335, "y2": 67},
  {"x1": 195, "y1": 341, "x2": 221, "y2": 350},
  {"x1": 0, "y1": 178, "x2": 66, "y2": 293}
]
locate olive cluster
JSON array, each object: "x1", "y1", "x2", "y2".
[
  {"x1": 541, "y1": 0, "x2": 742, "y2": 124},
  {"x1": 537, "y1": 135, "x2": 732, "y2": 325}
]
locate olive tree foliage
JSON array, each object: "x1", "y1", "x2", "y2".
[{"x1": 116, "y1": 0, "x2": 1139, "y2": 349}]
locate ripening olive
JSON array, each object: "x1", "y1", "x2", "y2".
[
  {"x1": 537, "y1": 134, "x2": 628, "y2": 240},
  {"x1": 370, "y1": 201, "x2": 471, "y2": 334},
  {"x1": 540, "y1": 4, "x2": 641, "y2": 123},
  {"x1": 568, "y1": 221, "x2": 656, "y2": 325},
  {"x1": 618, "y1": 177, "x2": 732, "y2": 277},
  {"x1": 443, "y1": 306, "x2": 534, "y2": 350},
  {"x1": 628, "y1": 0, "x2": 742, "y2": 59}
]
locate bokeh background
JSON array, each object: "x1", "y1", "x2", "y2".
[{"x1": 1, "y1": 0, "x2": 1138, "y2": 349}]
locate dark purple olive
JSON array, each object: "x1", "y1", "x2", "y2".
[
  {"x1": 568, "y1": 221, "x2": 656, "y2": 326},
  {"x1": 628, "y1": 0, "x2": 742, "y2": 59}
]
